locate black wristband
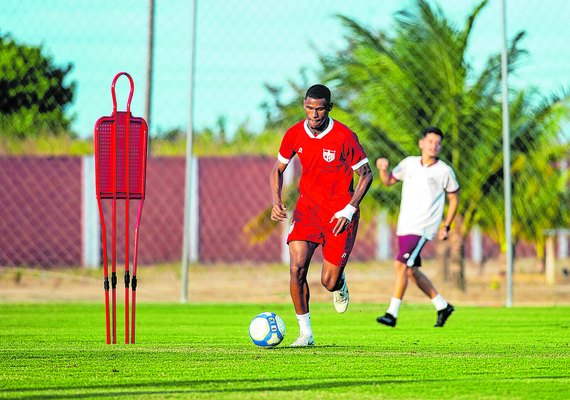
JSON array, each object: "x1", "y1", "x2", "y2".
[{"x1": 443, "y1": 225, "x2": 450, "y2": 232}]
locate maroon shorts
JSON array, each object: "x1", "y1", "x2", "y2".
[
  {"x1": 396, "y1": 235, "x2": 428, "y2": 267},
  {"x1": 287, "y1": 196, "x2": 359, "y2": 268}
]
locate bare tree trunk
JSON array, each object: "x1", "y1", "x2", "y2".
[
  {"x1": 478, "y1": 257, "x2": 486, "y2": 276},
  {"x1": 436, "y1": 235, "x2": 451, "y2": 281},
  {"x1": 535, "y1": 240, "x2": 546, "y2": 274},
  {"x1": 449, "y1": 216, "x2": 466, "y2": 291}
]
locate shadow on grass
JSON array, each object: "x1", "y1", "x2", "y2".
[{"x1": 5, "y1": 375, "x2": 570, "y2": 399}]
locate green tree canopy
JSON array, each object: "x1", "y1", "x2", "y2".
[
  {"x1": 0, "y1": 33, "x2": 75, "y2": 138},
  {"x1": 258, "y1": 0, "x2": 570, "y2": 287}
]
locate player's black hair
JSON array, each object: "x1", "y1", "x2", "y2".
[
  {"x1": 305, "y1": 84, "x2": 331, "y2": 104},
  {"x1": 421, "y1": 126, "x2": 444, "y2": 139}
]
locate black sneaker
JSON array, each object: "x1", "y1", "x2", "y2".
[
  {"x1": 376, "y1": 313, "x2": 397, "y2": 327},
  {"x1": 434, "y1": 304, "x2": 455, "y2": 327}
]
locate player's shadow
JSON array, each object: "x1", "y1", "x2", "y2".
[{"x1": 6, "y1": 376, "x2": 569, "y2": 398}]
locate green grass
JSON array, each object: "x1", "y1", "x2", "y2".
[{"x1": 1, "y1": 303, "x2": 569, "y2": 399}]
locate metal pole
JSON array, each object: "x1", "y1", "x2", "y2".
[
  {"x1": 181, "y1": 0, "x2": 198, "y2": 303},
  {"x1": 501, "y1": 0, "x2": 514, "y2": 307},
  {"x1": 145, "y1": 0, "x2": 155, "y2": 133}
]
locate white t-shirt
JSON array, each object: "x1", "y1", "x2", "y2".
[{"x1": 392, "y1": 156, "x2": 459, "y2": 240}]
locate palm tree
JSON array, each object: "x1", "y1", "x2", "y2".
[
  {"x1": 315, "y1": 0, "x2": 569, "y2": 289},
  {"x1": 249, "y1": 0, "x2": 570, "y2": 289},
  {"x1": 475, "y1": 90, "x2": 570, "y2": 270},
  {"x1": 315, "y1": 0, "x2": 503, "y2": 288}
]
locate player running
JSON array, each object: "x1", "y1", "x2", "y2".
[
  {"x1": 270, "y1": 84, "x2": 373, "y2": 347},
  {"x1": 376, "y1": 126, "x2": 459, "y2": 328}
]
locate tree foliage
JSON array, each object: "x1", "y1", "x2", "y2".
[
  {"x1": 0, "y1": 33, "x2": 75, "y2": 138},
  {"x1": 254, "y1": 0, "x2": 570, "y2": 285}
]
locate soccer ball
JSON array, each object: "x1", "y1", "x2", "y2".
[{"x1": 248, "y1": 312, "x2": 286, "y2": 348}]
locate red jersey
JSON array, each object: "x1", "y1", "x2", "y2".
[{"x1": 278, "y1": 118, "x2": 368, "y2": 213}]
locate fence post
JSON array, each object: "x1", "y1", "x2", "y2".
[
  {"x1": 189, "y1": 157, "x2": 199, "y2": 262},
  {"x1": 375, "y1": 210, "x2": 390, "y2": 261},
  {"x1": 470, "y1": 226, "x2": 483, "y2": 264},
  {"x1": 82, "y1": 155, "x2": 101, "y2": 268}
]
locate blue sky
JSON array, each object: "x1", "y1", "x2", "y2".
[{"x1": 0, "y1": 0, "x2": 568, "y2": 138}]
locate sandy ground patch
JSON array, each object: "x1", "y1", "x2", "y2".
[{"x1": 1, "y1": 259, "x2": 570, "y2": 306}]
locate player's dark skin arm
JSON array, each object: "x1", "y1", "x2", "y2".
[
  {"x1": 270, "y1": 160, "x2": 289, "y2": 222},
  {"x1": 330, "y1": 163, "x2": 373, "y2": 235}
]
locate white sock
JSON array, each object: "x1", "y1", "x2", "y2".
[
  {"x1": 431, "y1": 294, "x2": 448, "y2": 311},
  {"x1": 386, "y1": 297, "x2": 402, "y2": 318},
  {"x1": 296, "y1": 312, "x2": 313, "y2": 337}
]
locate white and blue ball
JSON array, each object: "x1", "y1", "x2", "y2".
[{"x1": 248, "y1": 312, "x2": 286, "y2": 348}]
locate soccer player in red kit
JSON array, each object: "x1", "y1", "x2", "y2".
[{"x1": 270, "y1": 84, "x2": 373, "y2": 347}]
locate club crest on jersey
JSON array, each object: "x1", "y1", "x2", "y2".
[{"x1": 323, "y1": 149, "x2": 336, "y2": 162}]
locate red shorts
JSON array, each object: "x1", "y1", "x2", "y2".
[{"x1": 287, "y1": 196, "x2": 359, "y2": 267}]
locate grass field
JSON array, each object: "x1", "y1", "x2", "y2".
[{"x1": 1, "y1": 303, "x2": 569, "y2": 399}]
